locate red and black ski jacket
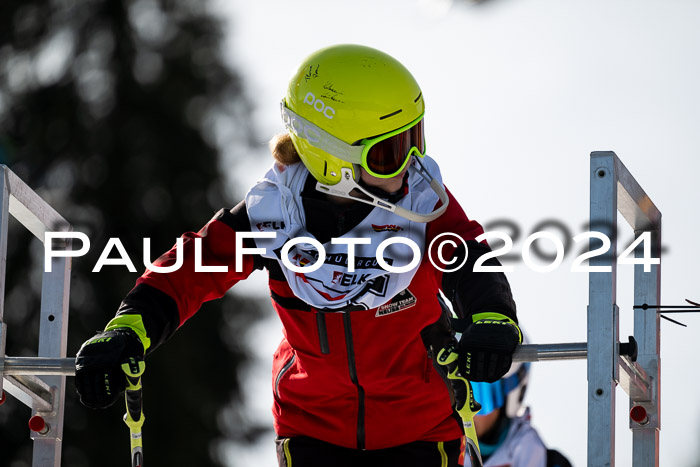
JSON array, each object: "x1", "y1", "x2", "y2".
[{"x1": 115, "y1": 173, "x2": 517, "y2": 450}]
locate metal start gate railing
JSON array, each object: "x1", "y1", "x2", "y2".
[
  {"x1": 0, "y1": 165, "x2": 72, "y2": 467},
  {"x1": 0, "y1": 151, "x2": 661, "y2": 466},
  {"x1": 587, "y1": 151, "x2": 661, "y2": 466}
]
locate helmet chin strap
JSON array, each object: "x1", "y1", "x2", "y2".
[{"x1": 314, "y1": 157, "x2": 449, "y2": 223}]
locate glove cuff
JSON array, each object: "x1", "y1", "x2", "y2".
[
  {"x1": 104, "y1": 315, "x2": 151, "y2": 351},
  {"x1": 470, "y1": 311, "x2": 522, "y2": 343}
]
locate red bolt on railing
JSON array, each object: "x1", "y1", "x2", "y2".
[
  {"x1": 29, "y1": 415, "x2": 50, "y2": 435},
  {"x1": 630, "y1": 405, "x2": 649, "y2": 426}
]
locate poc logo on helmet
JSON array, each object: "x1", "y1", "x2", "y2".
[{"x1": 304, "y1": 92, "x2": 335, "y2": 119}]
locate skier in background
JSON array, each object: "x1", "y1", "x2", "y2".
[
  {"x1": 470, "y1": 361, "x2": 573, "y2": 467},
  {"x1": 74, "y1": 44, "x2": 522, "y2": 467}
]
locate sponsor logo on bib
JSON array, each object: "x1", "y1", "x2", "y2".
[{"x1": 376, "y1": 289, "x2": 417, "y2": 317}]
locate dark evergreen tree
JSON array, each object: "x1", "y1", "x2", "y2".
[{"x1": 0, "y1": 0, "x2": 267, "y2": 465}]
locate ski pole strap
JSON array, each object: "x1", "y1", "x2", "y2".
[
  {"x1": 121, "y1": 357, "x2": 145, "y2": 467},
  {"x1": 437, "y1": 345, "x2": 483, "y2": 467}
]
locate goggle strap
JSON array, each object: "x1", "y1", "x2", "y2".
[
  {"x1": 393, "y1": 178, "x2": 448, "y2": 223},
  {"x1": 281, "y1": 102, "x2": 363, "y2": 164},
  {"x1": 392, "y1": 157, "x2": 449, "y2": 223}
]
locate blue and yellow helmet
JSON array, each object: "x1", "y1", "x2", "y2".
[{"x1": 472, "y1": 361, "x2": 530, "y2": 417}]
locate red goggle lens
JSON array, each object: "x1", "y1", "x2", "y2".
[{"x1": 365, "y1": 119, "x2": 425, "y2": 176}]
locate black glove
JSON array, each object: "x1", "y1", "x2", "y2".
[
  {"x1": 75, "y1": 328, "x2": 145, "y2": 409},
  {"x1": 457, "y1": 316, "x2": 521, "y2": 383}
]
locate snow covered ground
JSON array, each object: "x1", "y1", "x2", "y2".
[{"x1": 213, "y1": 1, "x2": 700, "y2": 465}]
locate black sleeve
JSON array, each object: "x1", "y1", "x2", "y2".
[
  {"x1": 441, "y1": 240, "x2": 517, "y2": 328},
  {"x1": 116, "y1": 283, "x2": 180, "y2": 353},
  {"x1": 116, "y1": 201, "x2": 260, "y2": 352}
]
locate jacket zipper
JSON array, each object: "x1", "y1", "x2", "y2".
[
  {"x1": 274, "y1": 353, "x2": 296, "y2": 399},
  {"x1": 316, "y1": 312, "x2": 330, "y2": 355},
  {"x1": 343, "y1": 312, "x2": 366, "y2": 450}
]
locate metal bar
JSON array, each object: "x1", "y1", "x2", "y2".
[
  {"x1": 631, "y1": 199, "x2": 661, "y2": 464},
  {"x1": 3, "y1": 374, "x2": 54, "y2": 412},
  {"x1": 589, "y1": 152, "x2": 619, "y2": 467},
  {"x1": 0, "y1": 323, "x2": 6, "y2": 395},
  {"x1": 3, "y1": 357, "x2": 77, "y2": 375},
  {"x1": 0, "y1": 169, "x2": 10, "y2": 396},
  {"x1": 618, "y1": 355, "x2": 651, "y2": 403},
  {"x1": 32, "y1": 439, "x2": 63, "y2": 467},
  {"x1": 513, "y1": 343, "x2": 587, "y2": 362},
  {"x1": 613, "y1": 157, "x2": 661, "y2": 233},
  {"x1": 3, "y1": 165, "x2": 70, "y2": 240},
  {"x1": 0, "y1": 342, "x2": 590, "y2": 375},
  {"x1": 0, "y1": 168, "x2": 9, "y2": 321},
  {"x1": 31, "y1": 253, "x2": 71, "y2": 466}
]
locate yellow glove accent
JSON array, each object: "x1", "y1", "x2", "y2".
[
  {"x1": 105, "y1": 315, "x2": 151, "y2": 351},
  {"x1": 470, "y1": 312, "x2": 522, "y2": 343}
]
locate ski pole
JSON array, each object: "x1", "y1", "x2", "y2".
[
  {"x1": 437, "y1": 344, "x2": 483, "y2": 467},
  {"x1": 121, "y1": 357, "x2": 146, "y2": 467}
]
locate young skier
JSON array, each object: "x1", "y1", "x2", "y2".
[
  {"x1": 75, "y1": 44, "x2": 521, "y2": 467},
  {"x1": 470, "y1": 361, "x2": 573, "y2": 467}
]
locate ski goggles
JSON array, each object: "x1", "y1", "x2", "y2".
[
  {"x1": 359, "y1": 114, "x2": 425, "y2": 178},
  {"x1": 281, "y1": 101, "x2": 426, "y2": 178},
  {"x1": 470, "y1": 362, "x2": 529, "y2": 416}
]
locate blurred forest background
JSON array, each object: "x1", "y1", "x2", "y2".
[{"x1": 0, "y1": 0, "x2": 268, "y2": 465}]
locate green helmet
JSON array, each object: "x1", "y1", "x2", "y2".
[{"x1": 283, "y1": 44, "x2": 425, "y2": 186}]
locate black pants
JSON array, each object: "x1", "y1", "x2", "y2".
[{"x1": 276, "y1": 436, "x2": 463, "y2": 467}]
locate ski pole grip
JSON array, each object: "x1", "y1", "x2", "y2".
[{"x1": 121, "y1": 358, "x2": 145, "y2": 467}]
